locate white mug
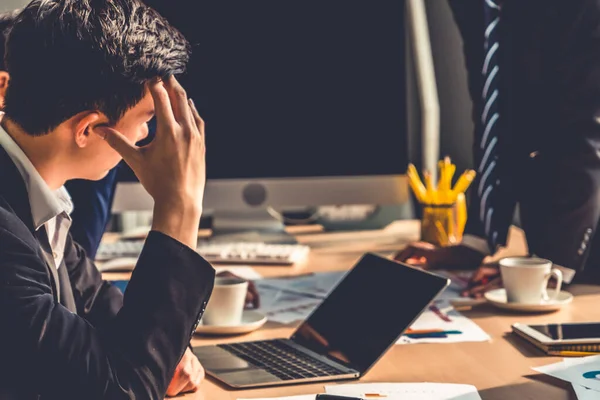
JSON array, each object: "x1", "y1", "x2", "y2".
[
  {"x1": 202, "y1": 277, "x2": 248, "y2": 326},
  {"x1": 499, "y1": 257, "x2": 563, "y2": 304}
]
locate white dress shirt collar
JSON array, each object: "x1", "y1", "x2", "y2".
[{"x1": 0, "y1": 121, "x2": 72, "y2": 230}]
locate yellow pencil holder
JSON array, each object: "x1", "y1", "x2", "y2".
[{"x1": 420, "y1": 203, "x2": 461, "y2": 247}]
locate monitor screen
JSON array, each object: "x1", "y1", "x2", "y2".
[
  {"x1": 291, "y1": 254, "x2": 449, "y2": 373},
  {"x1": 125, "y1": 0, "x2": 408, "y2": 181}
]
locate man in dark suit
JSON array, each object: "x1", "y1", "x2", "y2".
[
  {"x1": 397, "y1": 0, "x2": 600, "y2": 293},
  {"x1": 0, "y1": 0, "x2": 215, "y2": 398}
]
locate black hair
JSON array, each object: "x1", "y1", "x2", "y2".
[
  {"x1": 0, "y1": 9, "x2": 19, "y2": 71},
  {"x1": 3, "y1": 0, "x2": 190, "y2": 136}
]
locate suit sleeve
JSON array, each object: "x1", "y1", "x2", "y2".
[
  {"x1": 0, "y1": 227, "x2": 214, "y2": 399},
  {"x1": 62, "y1": 231, "x2": 124, "y2": 330},
  {"x1": 519, "y1": 1, "x2": 600, "y2": 279}
]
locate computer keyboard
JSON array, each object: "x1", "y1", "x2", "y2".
[
  {"x1": 219, "y1": 340, "x2": 345, "y2": 381},
  {"x1": 96, "y1": 240, "x2": 309, "y2": 265}
]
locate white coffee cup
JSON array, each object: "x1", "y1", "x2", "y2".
[
  {"x1": 202, "y1": 277, "x2": 248, "y2": 326},
  {"x1": 499, "y1": 257, "x2": 563, "y2": 304}
]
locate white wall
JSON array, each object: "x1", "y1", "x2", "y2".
[{"x1": 0, "y1": 0, "x2": 28, "y2": 13}]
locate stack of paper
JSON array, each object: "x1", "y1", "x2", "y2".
[
  {"x1": 533, "y1": 355, "x2": 600, "y2": 399},
  {"x1": 238, "y1": 396, "x2": 314, "y2": 400},
  {"x1": 237, "y1": 382, "x2": 482, "y2": 400},
  {"x1": 325, "y1": 382, "x2": 482, "y2": 400}
]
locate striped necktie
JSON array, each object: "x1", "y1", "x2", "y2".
[{"x1": 477, "y1": 0, "x2": 503, "y2": 250}]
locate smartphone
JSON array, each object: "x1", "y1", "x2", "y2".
[{"x1": 513, "y1": 322, "x2": 600, "y2": 345}]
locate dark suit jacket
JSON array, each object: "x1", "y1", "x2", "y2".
[
  {"x1": 449, "y1": 0, "x2": 600, "y2": 282},
  {"x1": 0, "y1": 145, "x2": 215, "y2": 399}
]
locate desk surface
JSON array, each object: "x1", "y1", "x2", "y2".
[{"x1": 104, "y1": 222, "x2": 599, "y2": 400}]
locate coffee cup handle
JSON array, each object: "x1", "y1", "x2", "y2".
[{"x1": 542, "y1": 268, "x2": 563, "y2": 302}]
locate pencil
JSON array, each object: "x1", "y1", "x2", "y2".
[
  {"x1": 405, "y1": 328, "x2": 445, "y2": 334},
  {"x1": 452, "y1": 170, "x2": 476, "y2": 198},
  {"x1": 553, "y1": 351, "x2": 600, "y2": 357}
]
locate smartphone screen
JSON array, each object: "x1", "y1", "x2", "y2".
[{"x1": 529, "y1": 323, "x2": 600, "y2": 340}]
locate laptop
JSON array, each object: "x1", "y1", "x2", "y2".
[{"x1": 193, "y1": 252, "x2": 450, "y2": 389}]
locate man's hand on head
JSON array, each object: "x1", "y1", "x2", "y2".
[{"x1": 95, "y1": 76, "x2": 206, "y2": 250}]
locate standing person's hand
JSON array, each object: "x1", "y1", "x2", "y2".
[
  {"x1": 395, "y1": 242, "x2": 485, "y2": 270},
  {"x1": 96, "y1": 76, "x2": 206, "y2": 249},
  {"x1": 461, "y1": 264, "x2": 502, "y2": 298},
  {"x1": 216, "y1": 270, "x2": 261, "y2": 309}
]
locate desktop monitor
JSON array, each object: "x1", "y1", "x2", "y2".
[{"x1": 112, "y1": 1, "x2": 409, "y2": 235}]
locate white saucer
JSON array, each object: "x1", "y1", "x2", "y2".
[
  {"x1": 195, "y1": 310, "x2": 267, "y2": 336},
  {"x1": 484, "y1": 289, "x2": 573, "y2": 313}
]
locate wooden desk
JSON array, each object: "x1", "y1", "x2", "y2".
[{"x1": 104, "y1": 222, "x2": 600, "y2": 400}]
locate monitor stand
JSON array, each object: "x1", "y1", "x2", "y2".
[{"x1": 208, "y1": 209, "x2": 298, "y2": 244}]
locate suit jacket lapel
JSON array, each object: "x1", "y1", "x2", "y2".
[{"x1": 0, "y1": 145, "x2": 64, "y2": 305}]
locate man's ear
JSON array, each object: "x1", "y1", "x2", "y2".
[
  {"x1": 74, "y1": 112, "x2": 102, "y2": 148},
  {"x1": 0, "y1": 71, "x2": 9, "y2": 106}
]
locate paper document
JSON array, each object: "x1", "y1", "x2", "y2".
[
  {"x1": 572, "y1": 384, "x2": 597, "y2": 400},
  {"x1": 564, "y1": 358, "x2": 599, "y2": 400},
  {"x1": 325, "y1": 382, "x2": 482, "y2": 400},
  {"x1": 255, "y1": 271, "x2": 346, "y2": 324},
  {"x1": 397, "y1": 300, "x2": 490, "y2": 344},
  {"x1": 256, "y1": 285, "x2": 322, "y2": 324},
  {"x1": 533, "y1": 356, "x2": 600, "y2": 397},
  {"x1": 256, "y1": 271, "x2": 347, "y2": 299},
  {"x1": 238, "y1": 396, "x2": 315, "y2": 400}
]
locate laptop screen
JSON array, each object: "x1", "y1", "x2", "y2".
[{"x1": 290, "y1": 253, "x2": 449, "y2": 373}]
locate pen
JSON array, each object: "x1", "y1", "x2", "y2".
[
  {"x1": 316, "y1": 395, "x2": 364, "y2": 400},
  {"x1": 429, "y1": 304, "x2": 452, "y2": 322},
  {"x1": 405, "y1": 330, "x2": 462, "y2": 339}
]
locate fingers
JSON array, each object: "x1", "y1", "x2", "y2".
[
  {"x1": 216, "y1": 271, "x2": 258, "y2": 308},
  {"x1": 395, "y1": 246, "x2": 417, "y2": 262},
  {"x1": 149, "y1": 78, "x2": 176, "y2": 130},
  {"x1": 464, "y1": 276, "x2": 502, "y2": 298},
  {"x1": 94, "y1": 126, "x2": 139, "y2": 166},
  {"x1": 188, "y1": 98, "x2": 205, "y2": 140},
  {"x1": 245, "y1": 281, "x2": 260, "y2": 309},
  {"x1": 166, "y1": 350, "x2": 203, "y2": 396},
  {"x1": 470, "y1": 266, "x2": 499, "y2": 284},
  {"x1": 462, "y1": 266, "x2": 500, "y2": 298},
  {"x1": 163, "y1": 75, "x2": 193, "y2": 127},
  {"x1": 165, "y1": 363, "x2": 188, "y2": 397},
  {"x1": 181, "y1": 356, "x2": 203, "y2": 394}
]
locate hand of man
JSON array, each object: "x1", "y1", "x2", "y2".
[
  {"x1": 461, "y1": 264, "x2": 502, "y2": 298},
  {"x1": 395, "y1": 242, "x2": 485, "y2": 270},
  {"x1": 216, "y1": 270, "x2": 260, "y2": 308},
  {"x1": 166, "y1": 347, "x2": 205, "y2": 397},
  {"x1": 96, "y1": 76, "x2": 206, "y2": 249},
  {"x1": 461, "y1": 263, "x2": 560, "y2": 298}
]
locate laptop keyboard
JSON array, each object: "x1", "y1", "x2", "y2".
[{"x1": 220, "y1": 340, "x2": 347, "y2": 381}]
